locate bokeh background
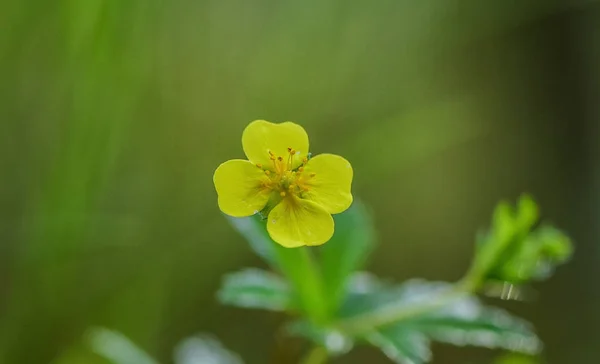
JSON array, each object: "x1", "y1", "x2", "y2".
[{"x1": 1, "y1": 0, "x2": 599, "y2": 363}]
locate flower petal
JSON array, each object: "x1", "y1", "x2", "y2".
[
  {"x1": 267, "y1": 197, "x2": 334, "y2": 248},
  {"x1": 213, "y1": 159, "x2": 271, "y2": 217},
  {"x1": 242, "y1": 120, "x2": 309, "y2": 169},
  {"x1": 303, "y1": 153, "x2": 353, "y2": 214}
]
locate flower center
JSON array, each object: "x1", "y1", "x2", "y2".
[{"x1": 256, "y1": 147, "x2": 315, "y2": 198}]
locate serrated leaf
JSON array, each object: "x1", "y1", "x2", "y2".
[
  {"x1": 339, "y1": 276, "x2": 541, "y2": 362},
  {"x1": 174, "y1": 334, "x2": 244, "y2": 364},
  {"x1": 86, "y1": 327, "x2": 159, "y2": 364},
  {"x1": 365, "y1": 327, "x2": 431, "y2": 364},
  {"x1": 405, "y1": 297, "x2": 541, "y2": 354},
  {"x1": 318, "y1": 201, "x2": 377, "y2": 313},
  {"x1": 217, "y1": 268, "x2": 295, "y2": 312},
  {"x1": 366, "y1": 332, "x2": 429, "y2": 364}
]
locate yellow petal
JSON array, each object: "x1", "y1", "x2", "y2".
[
  {"x1": 303, "y1": 154, "x2": 353, "y2": 214},
  {"x1": 242, "y1": 120, "x2": 309, "y2": 169},
  {"x1": 267, "y1": 197, "x2": 334, "y2": 248},
  {"x1": 213, "y1": 159, "x2": 271, "y2": 217}
]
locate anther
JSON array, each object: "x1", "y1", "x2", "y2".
[
  {"x1": 277, "y1": 156, "x2": 283, "y2": 161},
  {"x1": 310, "y1": 173, "x2": 316, "y2": 178},
  {"x1": 287, "y1": 147, "x2": 292, "y2": 153},
  {"x1": 256, "y1": 163, "x2": 262, "y2": 169},
  {"x1": 280, "y1": 191, "x2": 286, "y2": 197},
  {"x1": 265, "y1": 170, "x2": 270, "y2": 175},
  {"x1": 302, "y1": 157, "x2": 308, "y2": 164},
  {"x1": 298, "y1": 167, "x2": 304, "y2": 172}
]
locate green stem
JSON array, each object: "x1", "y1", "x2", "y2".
[
  {"x1": 274, "y1": 246, "x2": 328, "y2": 323},
  {"x1": 300, "y1": 346, "x2": 328, "y2": 364}
]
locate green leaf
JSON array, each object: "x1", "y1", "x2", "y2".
[
  {"x1": 174, "y1": 334, "x2": 244, "y2": 364},
  {"x1": 225, "y1": 214, "x2": 328, "y2": 322},
  {"x1": 470, "y1": 195, "x2": 572, "y2": 286},
  {"x1": 365, "y1": 328, "x2": 431, "y2": 364},
  {"x1": 405, "y1": 297, "x2": 540, "y2": 353},
  {"x1": 338, "y1": 275, "x2": 541, "y2": 362},
  {"x1": 217, "y1": 268, "x2": 295, "y2": 312},
  {"x1": 493, "y1": 354, "x2": 539, "y2": 364},
  {"x1": 286, "y1": 321, "x2": 353, "y2": 356},
  {"x1": 86, "y1": 327, "x2": 160, "y2": 364},
  {"x1": 319, "y1": 201, "x2": 377, "y2": 314},
  {"x1": 226, "y1": 214, "x2": 279, "y2": 267}
]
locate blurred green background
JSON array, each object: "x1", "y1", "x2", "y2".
[{"x1": 1, "y1": 0, "x2": 599, "y2": 363}]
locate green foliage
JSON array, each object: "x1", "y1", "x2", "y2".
[
  {"x1": 318, "y1": 201, "x2": 377, "y2": 314},
  {"x1": 174, "y1": 335, "x2": 244, "y2": 364},
  {"x1": 289, "y1": 275, "x2": 539, "y2": 363},
  {"x1": 366, "y1": 327, "x2": 431, "y2": 364},
  {"x1": 286, "y1": 321, "x2": 353, "y2": 356},
  {"x1": 226, "y1": 204, "x2": 377, "y2": 323},
  {"x1": 493, "y1": 354, "x2": 539, "y2": 364},
  {"x1": 342, "y1": 276, "x2": 539, "y2": 363},
  {"x1": 227, "y1": 215, "x2": 280, "y2": 268},
  {"x1": 220, "y1": 196, "x2": 572, "y2": 363},
  {"x1": 87, "y1": 328, "x2": 160, "y2": 364},
  {"x1": 470, "y1": 195, "x2": 573, "y2": 286},
  {"x1": 217, "y1": 268, "x2": 296, "y2": 312},
  {"x1": 87, "y1": 328, "x2": 243, "y2": 364}
]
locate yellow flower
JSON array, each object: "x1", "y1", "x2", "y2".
[{"x1": 213, "y1": 120, "x2": 353, "y2": 248}]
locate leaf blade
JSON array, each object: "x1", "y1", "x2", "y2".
[
  {"x1": 318, "y1": 201, "x2": 377, "y2": 313},
  {"x1": 86, "y1": 327, "x2": 160, "y2": 364},
  {"x1": 217, "y1": 268, "x2": 295, "y2": 312}
]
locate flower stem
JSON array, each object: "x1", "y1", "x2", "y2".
[
  {"x1": 274, "y1": 246, "x2": 328, "y2": 323},
  {"x1": 300, "y1": 346, "x2": 328, "y2": 364}
]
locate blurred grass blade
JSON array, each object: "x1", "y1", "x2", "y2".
[
  {"x1": 318, "y1": 201, "x2": 376, "y2": 314},
  {"x1": 174, "y1": 335, "x2": 244, "y2": 364},
  {"x1": 217, "y1": 268, "x2": 296, "y2": 312},
  {"x1": 86, "y1": 327, "x2": 159, "y2": 364}
]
